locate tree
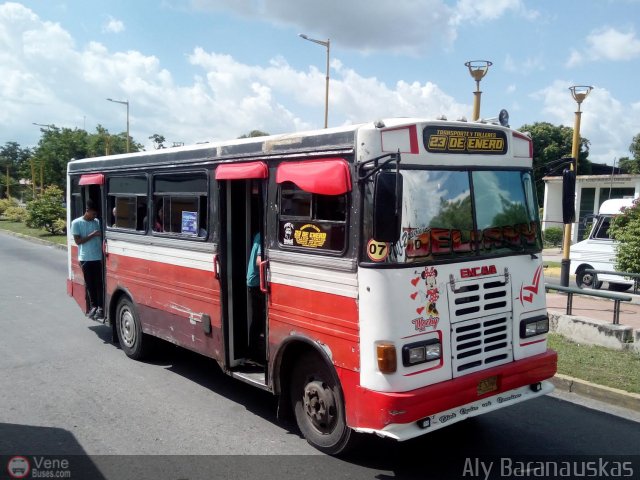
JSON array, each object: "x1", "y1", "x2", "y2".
[
  {"x1": 32, "y1": 125, "x2": 143, "y2": 191},
  {"x1": 149, "y1": 133, "x2": 166, "y2": 149},
  {"x1": 618, "y1": 133, "x2": 640, "y2": 174},
  {"x1": 517, "y1": 122, "x2": 592, "y2": 206},
  {"x1": 26, "y1": 185, "x2": 67, "y2": 234},
  {"x1": 0, "y1": 142, "x2": 32, "y2": 198},
  {"x1": 609, "y1": 197, "x2": 640, "y2": 273},
  {"x1": 238, "y1": 130, "x2": 270, "y2": 138}
]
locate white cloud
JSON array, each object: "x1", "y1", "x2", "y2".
[
  {"x1": 184, "y1": 0, "x2": 532, "y2": 54},
  {"x1": 532, "y1": 80, "x2": 640, "y2": 164},
  {"x1": 451, "y1": 0, "x2": 538, "y2": 26},
  {"x1": 566, "y1": 26, "x2": 640, "y2": 67},
  {"x1": 504, "y1": 53, "x2": 545, "y2": 74},
  {"x1": 0, "y1": 3, "x2": 472, "y2": 150},
  {"x1": 102, "y1": 16, "x2": 125, "y2": 34}
]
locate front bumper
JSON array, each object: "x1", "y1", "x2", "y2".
[{"x1": 340, "y1": 349, "x2": 557, "y2": 441}]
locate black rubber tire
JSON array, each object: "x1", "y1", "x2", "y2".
[
  {"x1": 576, "y1": 267, "x2": 602, "y2": 289},
  {"x1": 290, "y1": 353, "x2": 356, "y2": 455},
  {"x1": 115, "y1": 297, "x2": 149, "y2": 360},
  {"x1": 608, "y1": 283, "x2": 631, "y2": 292}
]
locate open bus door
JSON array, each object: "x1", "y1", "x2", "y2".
[
  {"x1": 78, "y1": 174, "x2": 107, "y2": 321},
  {"x1": 215, "y1": 162, "x2": 269, "y2": 382}
]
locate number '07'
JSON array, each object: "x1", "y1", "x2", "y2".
[{"x1": 369, "y1": 243, "x2": 387, "y2": 256}]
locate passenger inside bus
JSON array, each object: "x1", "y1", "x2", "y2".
[{"x1": 153, "y1": 203, "x2": 164, "y2": 232}]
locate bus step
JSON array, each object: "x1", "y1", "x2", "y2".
[{"x1": 231, "y1": 367, "x2": 269, "y2": 390}]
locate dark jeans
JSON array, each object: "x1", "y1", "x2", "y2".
[
  {"x1": 248, "y1": 286, "x2": 265, "y2": 354},
  {"x1": 80, "y1": 260, "x2": 104, "y2": 311}
]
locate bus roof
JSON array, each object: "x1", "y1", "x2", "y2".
[{"x1": 67, "y1": 118, "x2": 525, "y2": 173}]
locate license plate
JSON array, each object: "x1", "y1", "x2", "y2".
[{"x1": 477, "y1": 376, "x2": 498, "y2": 396}]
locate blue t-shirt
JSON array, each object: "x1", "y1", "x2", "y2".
[
  {"x1": 247, "y1": 233, "x2": 262, "y2": 287},
  {"x1": 71, "y1": 217, "x2": 102, "y2": 261}
]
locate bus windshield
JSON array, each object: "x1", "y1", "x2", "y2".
[{"x1": 365, "y1": 169, "x2": 542, "y2": 263}]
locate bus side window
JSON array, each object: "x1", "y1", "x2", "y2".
[
  {"x1": 153, "y1": 172, "x2": 208, "y2": 238},
  {"x1": 278, "y1": 181, "x2": 347, "y2": 252},
  {"x1": 106, "y1": 175, "x2": 147, "y2": 232}
]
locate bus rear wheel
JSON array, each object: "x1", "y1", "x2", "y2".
[
  {"x1": 115, "y1": 297, "x2": 149, "y2": 360},
  {"x1": 290, "y1": 353, "x2": 355, "y2": 455}
]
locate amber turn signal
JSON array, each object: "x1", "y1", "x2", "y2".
[{"x1": 376, "y1": 342, "x2": 397, "y2": 373}]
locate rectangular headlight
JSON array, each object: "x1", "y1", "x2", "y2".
[
  {"x1": 520, "y1": 315, "x2": 549, "y2": 339},
  {"x1": 402, "y1": 339, "x2": 441, "y2": 367}
]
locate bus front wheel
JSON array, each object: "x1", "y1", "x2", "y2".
[
  {"x1": 115, "y1": 297, "x2": 149, "y2": 360},
  {"x1": 290, "y1": 353, "x2": 356, "y2": 455}
]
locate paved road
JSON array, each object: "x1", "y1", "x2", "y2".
[{"x1": 1, "y1": 232, "x2": 639, "y2": 479}]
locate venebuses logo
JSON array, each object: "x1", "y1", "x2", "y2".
[{"x1": 7, "y1": 456, "x2": 30, "y2": 479}]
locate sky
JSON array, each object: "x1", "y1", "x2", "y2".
[{"x1": 2, "y1": 0, "x2": 640, "y2": 165}]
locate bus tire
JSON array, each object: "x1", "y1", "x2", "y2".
[
  {"x1": 115, "y1": 297, "x2": 149, "y2": 360},
  {"x1": 290, "y1": 353, "x2": 355, "y2": 455}
]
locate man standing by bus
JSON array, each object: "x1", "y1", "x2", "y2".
[{"x1": 71, "y1": 200, "x2": 104, "y2": 321}]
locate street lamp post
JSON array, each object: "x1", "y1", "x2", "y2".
[
  {"x1": 299, "y1": 34, "x2": 330, "y2": 129},
  {"x1": 465, "y1": 60, "x2": 492, "y2": 121},
  {"x1": 32, "y1": 122, "x2": 55, "y2": 193},
  {"x1": 560, "y1": 85, "x2": 593, "y2": 286},
  {"x1": 106, "y1": 98, "x2": 130, "y2": 152}
]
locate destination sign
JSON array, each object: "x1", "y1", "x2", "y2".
[{"x1": 423, "y1": 126, "x2": 508, "y2": 155}]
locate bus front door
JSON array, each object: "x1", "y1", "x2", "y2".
[{"x1": 219, "y1": 179, "x2": 266, "y2": 369}]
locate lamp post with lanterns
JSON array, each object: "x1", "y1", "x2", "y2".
[
  {"x1": 465, "y1": 60, "x2": 492, "y2": 121},
  {"x1": 560, "y1": 85, "x2": 593, "y2": 286}
]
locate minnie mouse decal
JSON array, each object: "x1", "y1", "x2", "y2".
[{"x1": 409, "y1": 266, "x2": 440, "y2": 331}]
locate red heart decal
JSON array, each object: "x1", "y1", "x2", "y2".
[
  {"x1": 410, "y1": 277, "x2": 420, "y2": 287},
  {"x1": 416, "y1": 307, "x2": 424, "y2": 314},
  {"x1": 410, "y1": 292, "x2": 418, "y2": 300}
]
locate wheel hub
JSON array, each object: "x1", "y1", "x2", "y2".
[
  {"x1": 303, "y1": 380, "x2": 336, "y2": 432},
  {"x1": 120, "y1": 309, "x2": 136, "y2": 347}
]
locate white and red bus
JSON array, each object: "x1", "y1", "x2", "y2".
[{"x1": 66, "y1": 117, "x2": 557, "y2": 454}]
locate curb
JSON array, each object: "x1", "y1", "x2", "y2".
[
  {"x1": 0, "y1": 229, "x2": 67, "y2": 251},
  {"x1": 551, "y1": 374, "x2": 640, "y2": 413}
]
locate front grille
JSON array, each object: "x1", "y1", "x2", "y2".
[
  {"x1": 451, "y1": 313, "x2": 513, "y2": 377},
  {"x1": 448, "y1": 276, "x2": 511, "y2": 323}
]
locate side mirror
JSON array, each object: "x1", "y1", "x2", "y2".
[
  {"x1": 373, "y1": 170, "x2": 403, "y2": 243},
  {"x1": 562, "y1": 168, "x2": 576, "y2": 224}
]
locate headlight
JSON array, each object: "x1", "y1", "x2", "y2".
[
  {"x1": 520, "y1": 315, "x2": 549, "y2": 339},
  {"x1": 402, "y1": 339, "x2": 441, "y2": 367}
]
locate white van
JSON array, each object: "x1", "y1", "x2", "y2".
[{"x1": 570, "y1": 198, "x2": 635, "y2": 291}]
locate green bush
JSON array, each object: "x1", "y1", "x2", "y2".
[
  {"x1": 543, "y1": 227, "x2": 563, "y2": 247},
  {"x1": 53, "y1": 218, "x2": 67, "y2": 235},
  {"x1": 0, "y1": 197, "x2": 18, "y2": 217},
  {"x1": 4, "y1": 205, "x2": 28, "y2": 222},
  {"x1": 26, "y1": 185, "x2": 67, "y2": 234},
  {"x1": 609, "y1": 198, "x2": 640, "y2": 273}
]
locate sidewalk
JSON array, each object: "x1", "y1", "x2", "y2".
[{"x1": 545, "y1": 291, "x2": 640, "y2": 413}]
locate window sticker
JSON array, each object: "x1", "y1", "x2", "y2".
[
  {"x1": 294, "y1": 223, "x2": 327, "y2": 248},
  {"x1": 181, "y1": 211, "x2": 198, "y2": 235}
]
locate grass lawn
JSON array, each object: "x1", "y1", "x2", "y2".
[
  {"x1": 0, "y1": 219, "x2": 67, "y2": 246},
  {"x1": 549, "y1": 333, "x2": 640, "y2": 394}
]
